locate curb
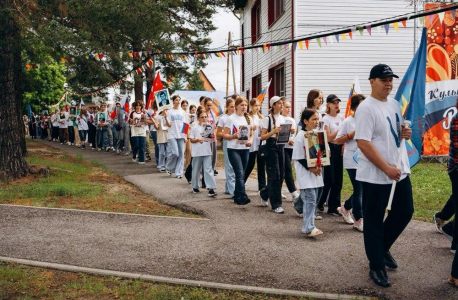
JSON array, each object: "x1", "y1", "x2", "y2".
[
  {"x1": 0, "y1": 256, "x2": 369, "y2": 300},
  {"x1": 0, "y1": 204, "x2": 209, "y2": 221}
]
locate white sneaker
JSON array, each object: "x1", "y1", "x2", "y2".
[
  {"x1": 291, "y1": 191, "x2": 300, "y2": 201},
  {"x1": 273, "y1": 207, "x2": 285, "y2": 214},
  {"x1": 337, "y1": 206, "x2": 354, "y2": 225},
  {"x1": 281, "y1": 193, "x2": 286, "y2": 199},
  {"x1": 315, "y1": 215, "x2": 322, "y2": 220},
  {"x1": 67, "y1": 142, "x2": 71, "y2": 145},
  {"x1": 132, "y1": 158, "x2": 137, "y2": 162},
  {"x1": 138, "y1": 162, "x2": 145, "y2": 165},
  {"x1": 353, "y1": 218, "x2": 364, "y2": 232},
  {"x1": 260, "y1": 198, "x2": 268, "y2": 207}
]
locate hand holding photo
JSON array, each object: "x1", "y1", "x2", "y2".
[
  {"x1": 277, "y1": 123, "x2": 292, "y2": 144},
  {"x1": 155, "y1": 89, "x2": 172, "y2": 111},
  {"x1": 201, "y1": 124, "x2": 214, "y2": 142},
  {"x1": 304, "y1": 130, "x2": 330, "y2": 167}
]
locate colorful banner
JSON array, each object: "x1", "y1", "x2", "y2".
[{"x1": 423, "y1": 4, "x2": 458, "y2": 156}]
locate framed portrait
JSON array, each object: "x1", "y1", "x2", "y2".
[
  {"x1": 201, "y1": 123, "x2": 214, "y2": 142},
  {"x1": 155, "y1": 89, "x2": 172, "y2": 111},
  {"x1": 277, "y1": 123, "x2": 292, "y2": 144},
  {"x1": 304, "y1": 130, "x2": 330, "y2": 168},
  {"x1": 236, "y1": 125, "x2": 250, "y2": 144}
]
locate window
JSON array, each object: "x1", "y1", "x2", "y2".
[
  {"x1": 251, "y1": 0, "x2": 261, "y2": 43},
  {"x1": 268, "y1": 0, "x2": 284, "y2": 26},
  {"x1": 252, "y1": 75, "x2": 262, "y2": 99},
  {"x1": 269, "y1": 64, "x2": 285, "y2": 99}
]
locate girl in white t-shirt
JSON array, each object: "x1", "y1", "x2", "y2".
[
  {"x1": 165, "y1": 95, "x2": 186, "y2": 178},
  {"x1": 244, "y1": 98, "x2": 266, "y2": 192},
  {"x1": 77, "y1": 108, "x2": 89, "y2": 149},
  {"x1": 259, "y1": 96, "x2": 287, "y2": 214},
  {"x1": 318, "y1": 94, "x2": 345, "y2": 215},
  {"x1": 216, "y1": 98, "x2": 236, "y2": 196},
  {"x1": 129, "y1": 101, "x2": 154, "y2": 164},
  {"x1": 335, "y1": 94, "x2": 366, "y2": 231},
  {"x1": 190, "y1": 109, "x2": 217, "y2": 197},
  {"x1": 223, "y1": 97, "x2": 253, "y2": 205},
  {"x1": 293, "y1": 109, "x2": 324, "y2": 238}
]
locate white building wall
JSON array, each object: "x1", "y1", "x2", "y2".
[
  {"x1": 294, "y1": 0, "x2": 419, "y2": 117},
  {"x1": 241, "y1": 0, "x2": 293, "y2": 113}
]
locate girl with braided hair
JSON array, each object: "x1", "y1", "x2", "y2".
[
  {"x1": 223, "y1": 97, "x2": 253, "y2": 205},
  {"x1": 259, "y1": 96, "x2": 288, "y2": 214}
]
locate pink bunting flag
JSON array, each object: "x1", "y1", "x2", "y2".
[
  {"x1": 323, "y1": 36, "x2": 327, "y2": 45},
  {"x1": 366, "y1": 25, "x2": 372, "y2": 35}
]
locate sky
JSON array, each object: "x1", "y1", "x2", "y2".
[{"x1": 201, "y1": 8, "x2": 241, "y2": 94}]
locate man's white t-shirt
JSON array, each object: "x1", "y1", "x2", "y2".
[
  {"x1": 292, "y1": 130, "x2": 324, "y2": 189},
  {"x1": 166, "y1": 108, "x2": 186, "y2": 139},
  {"x1": 336, "y1": 116, "x2": 357, "y2": 169},
  {"x1": 190, "y1": 124, "x2": 212, "y2": 157},
  {"x1": 354, "y1": 96, "x2": 410, "y2": 184},
  {"x1": 225, "y1": 114, "x2": 252, "y2": 150}
]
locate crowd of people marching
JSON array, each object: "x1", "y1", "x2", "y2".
[{"x1": 25, "y1": 64, "x2": 458, "y2": 289}]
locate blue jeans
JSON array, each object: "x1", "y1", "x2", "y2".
[
  {"x1": 343, "y1": 168, "x2": 363, "y2": 220},
  {"x1": 106, "y1": 124, "x2": 113, "y2": 147},
  {"x1": 301, "y1": 187, "x2": 323, "y2": 234},
  {"x1": 223, "y1": 140, "x2": 235, "y2": 195},
  {"x1": 131, "y1": 136, "x2": 146, "y2": 163},
  {"x1": 166, "y1": 138, "x2": 185, "y2": 176},
  {"x1": 227, "y1": 148, "x2": 249, "y2": 204},
  {"x1": 78, "y1": 130, "x2": 87, "y2": 144},
  {"x1": 150, "y1": 131, "x2": 159, "y2": 164},
  {"x1": 192, "y1": 156, "x2": 216, "y2": 190},
  {"x1": 96, "y1": 128, "x2": 108, "y2": 148},
  {"x1": 112, "y1": 125, "x2": 118, "y2": 149},
  {"x1": 158, "y1": 143, "x2": 167, "y2": 170}
]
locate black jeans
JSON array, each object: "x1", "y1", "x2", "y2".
[
  {"x1": 244, "y1": 150, "x2": 266, "y2": 191},
  {"x1": 260, "y1": 139, "x2": 285, "y2": 210},
  {"x1": 449, "y1": 170, "x2": 458, "y2": 277},
  {"x1": 283, "y1": 148, "x2": 296, "y2": 193},
  {"x1": 88, "y1": 123, "x2": 96, "y2": 147},
  {"x1": 319, "y1": 143, "x2": 343, "y2": 213},
  {"x1": 362, "y1": 177, "x2": 414, "y2": 271},
  {"x1": 343, "y1": 168, "x2": 363, "y2": 221},
  {"x1": 68, "y1": 126, "x2": 75, "y2": 143}
]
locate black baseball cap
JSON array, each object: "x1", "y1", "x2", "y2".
[
  {"x1": 369, "y1": 64, "x2": 399, "y2": 79},
  {"x1": 326, "y1": 94, "x2": 341, "y2": 103}
]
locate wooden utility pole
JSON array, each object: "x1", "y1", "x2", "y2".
[
  {"x1": 231, "y1": 41, "x2": 237, "y2": 95},
  {"x1": 226, "y1": 32, "x2": 231, "y2": 98}
]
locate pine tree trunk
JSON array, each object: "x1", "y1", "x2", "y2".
[
  {"x1": 132, "y1": 40, "x2": 144, "y2": 102},
  {"x1": 0, "y1": 3, "x2": 29, "y2": 181}
]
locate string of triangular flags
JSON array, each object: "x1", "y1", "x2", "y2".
[{"x1": 47, "y1": 3, "x2": 458, "y2": 96}]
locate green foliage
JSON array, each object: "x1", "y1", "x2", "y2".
[
  {"x1": 187, "y1": 68, "x2": 205, "y2": 91},
  {"x1": 22, "y1": 61, "x2": 66, "y2": 112},
  {"x1": 169, "y1": 76, "x2": 185, "y2": 94}
]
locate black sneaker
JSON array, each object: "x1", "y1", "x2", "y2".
[
  {"x1": 192, "y1": 188, "x2": 200, "y2": 194},
  {"x1": 208, "y1": 189, "x2": 217, "y2": 197},
  {"x1": 214, "y1": 170, "x2": 218, "y2": 175},
  {"x1": 443, "y1": 222, "x2": 454, "y2": 242}
]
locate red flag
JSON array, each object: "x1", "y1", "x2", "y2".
[
  {"x1": 146, "y1": 72, "x2": 164, "y2": 109},
  {"x1": 110, "y1": 107, "x2": 117, "y2": 119}
]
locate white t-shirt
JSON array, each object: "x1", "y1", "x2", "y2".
[
  {"x1": 225, "y1": 114, "x2": 252, "y2": 150},
  {"x1": 354, "y1": 96, "x2": 410, "y2": 184},
  {"x1": 190, "y1": 124, "x2": 212, "y2": 157},
  {"x1": 249, "y1": 114, "x2": 263, "y2": 152},
  {"x1": 166, "y1": 108, "x2": 186, "y2": 139},
  {"x1": 283, "y1": 116, "x2": 296, "y2": 149},
  {"x1": 261, "y1": 113, "x2": 285, "y2": 139},
  {"x1": 292, "y1": 130, "x2": 324, "y2": 189},
  {"x1": 77, "y1": 115, "x2": 89, "y2": 131},
  {"x1": 217, "y1": 114, "x2": 229, "y2": 130},
  {"x1": 51, "y1": 114, "x2": 60, "y2": 127},
  {"x1": 154, "y1": 115, "x2": 168, "y2": 144},
  {"x1": 130, "y1": 111, "x2": 147, "y2": 137},
  {"x1": 58, "y1": 112, "x2": 68, "y2": 129},
  {"x1": 336, "y1": 116, "x2": 357, "y2": 169},
  {"x1": 322, "y1": 114, "x2": 344, "y2": 141}
]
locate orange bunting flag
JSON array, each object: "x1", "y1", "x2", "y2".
[
  {"x1": 401, "y1": 20, "x2": 407, "y2": 28},
  {"x1": 94, "y1": 54, "x2": 99, "y2": 60},
  {"x1": 147, "y1": 59, "x2": 153, "y2": 66},
  {"x1": 128, "y1": 52, "x2": 133, "y2": 57},
  {"x1": 195, "y1": 51, "x2": 198, "y2": 57},
  {"x1": 240, "y1": 47, "x2": 244, "y2": 54},
  {"x1": 263, "y1": 44, "x2": 267, "y2": 52},
  {"x1": 60, "y1": 58, "x2": 65, "y2": 63},
  {"x1": 348, "y1": 31, "x2": 353, "y2": 39},
  {"x1": 236, "y1": 47, "x2": 240, "y2": 54},
  {"x1": 305, "y1": 40, "x2": 309, "y2": 49}
]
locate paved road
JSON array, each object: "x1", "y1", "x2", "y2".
[{"x1": 0, "y1": 140, "x2": 457, "y2": 300}]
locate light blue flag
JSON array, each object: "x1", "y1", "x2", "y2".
[{"x1": 393, "y1": 27, "x2": 427, "y2": 168}]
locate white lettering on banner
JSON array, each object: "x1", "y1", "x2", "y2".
[
  {"x1": 426, "y1": 80, "x2": 458, "y2": 105},
  {"x1": 442, "y1": 107, "x2": 457, "y2": 130}
]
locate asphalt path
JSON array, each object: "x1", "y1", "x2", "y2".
[{"x1": 0, "y1": 140, "x2": 457, "y2": 300}]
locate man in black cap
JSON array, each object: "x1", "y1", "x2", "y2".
[{"x1": 354, "y1": 64, "x2": 413, "y2": 287}]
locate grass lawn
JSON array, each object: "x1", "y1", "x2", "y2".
[
  {"x1": 0, "y1": 262, "x2": 318, "y2": 300},
  {"x1": 0, "y1": 141, "x2": 195, "y2": 218}
]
